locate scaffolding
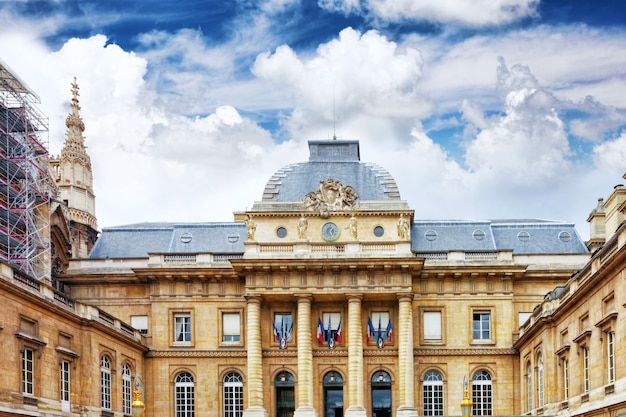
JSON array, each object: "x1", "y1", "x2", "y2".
[{"x1": 0, "y1": 60, "x2": 50, "y2": 280}]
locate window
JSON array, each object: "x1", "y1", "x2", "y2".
[
  {"x1": 423, "y1": 371, "x2": 444, "y2": 416},
  {"x1": 223, "y1": 313, "x2": 241, "y2": 343},
  {"x1": 526, "y1": 362, "x2": 532, "y2": 411},
  {"x1": 22, "y1": 348, "x2": 34, "y2": 395},
  {"x1": 323, "y1": 371, "x2": 343, "y2": 417},
  {"x1": 122, "y1": 364, "x2": 132, "y2": 415},
  {"x1": 223, "y1": 372, "x2": 243, "y2": 417},
  {"x1": 175, "y1": 372, "x2": 195, "y2": 417},
  {"x1": 473, "y1": 312, "x2": 491, "y2": 340},
  {"x1": 607, "y1": 331, "x2": 615, "y2": 384},
  {"x1": 322, "y1": 313, "x2": 342, "y2": 344},
  {"x1": 61, "y1": 360, "x2": 71, "y2": 412},
  {"x1": 274, "y1": 313, "x2": 293, "y2": 344},
  {"x1": 423, "y1": 311, "x2": 442, "y2": 341},
  {"x1": 100, "y1": 356, "x2": 112, "y2": 409},
  {"x1": 370, "y1": 311, "x2": 391, "y2": 342},
  {"x1": 175, "y1": 313, "x2": 192, "y2": 343},
  {"x1": 131, "y1": 316, "x2": 149, "y2": 335},
  {"x1": 537, "y1": 355, "x2": 544, "y2": 407},
  {"x1": 563, "y1": 359, "x2": 569, "y2": 400},
  {"x1": 582, "y1": 347, "x2": 589, "y2": 393},
  {"x1": 472, "y1": 370, "x2": 492, "y2": 416}
]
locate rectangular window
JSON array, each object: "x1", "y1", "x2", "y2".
[
  {"x1": 423, "y1": 311, "x2": 442, "y2": 340},
  {"x1": 473, "y1": 312, "x2": 491, "y2": 340},
  {"x1": 563, "y1": 359, "x2": 569, "y2": 400},
  {"x1": 223, "y1": 313, "x2": 241, "y2": 342},
  {"x1": 607, "y1": 331, "x2": 615, "y2": 384},
  {"x1": 582, "y1": 347, "x2": 589, "y2": 392},
  {"x1": 22, "y1": 348, "x2": 34, "y2": 395},
  {"x1": 61, "y1": 361, "x2": 71, "y2": 411},
  {"x1": 371, "y1": 311, "x2": 391, "y2": 341},
  {"x1": 175, "y1": 313, "x2": 192, "y2": 342},
  {"x1": 273, "y1": 313, "x2": 293, "y2": 342},
  {"x1": 131, "y1": 315, "x2": 149, "y2": 335},
  {"x1": 323, "y1": 312, "x2": 342, "y2": 343}
]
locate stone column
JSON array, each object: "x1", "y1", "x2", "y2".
[
  {"x1": 396, "y1": 293, "x2": 418, "y2": 417},
  {"x1": 243, "y1": 295, "x2": 268, "y2": 417},
  {"x1": 294, "y1": 294, "x2": 317, "y2": 417},
  {"x1": 345, "y1": 294, "x2": 367, "y2": 417}
]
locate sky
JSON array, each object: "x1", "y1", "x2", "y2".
[{"x1": 1, "y1": 0, "x2": 625, "y2": 240}]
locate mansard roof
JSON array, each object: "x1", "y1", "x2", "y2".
[
  {"x1": 89, "y1": 222, "x2": 246, "y2": 259},
  {"x1": 261, "y1": 140, "x2": 401, "y2": 202}
]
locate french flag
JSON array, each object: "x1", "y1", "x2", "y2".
[
  {"x1": 273, "y1": 322, "x2": 280, "y2": 341},
  {"x1": 386, "y1": 318, "x2": 392, "y2": 342},
  {"x1": 367, "y1": 318, "x2": 375, "y2": 343},
  {"x1": 336, "y1": 319, "x2": 342, "y2": 343},
  {"x1": 317, "y1": 318, "x2": 324, "y2": 344}
]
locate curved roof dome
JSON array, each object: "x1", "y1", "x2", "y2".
[{"x1": 262, "y1": 140, "x2": 401, "y2": 202}]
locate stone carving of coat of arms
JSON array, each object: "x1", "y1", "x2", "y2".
[{"x1": 303, "y1": 178, "x2": 358, "y2": 215}]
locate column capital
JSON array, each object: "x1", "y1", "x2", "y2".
[
  {"x1": 294, "y1": 293, "x2": 313, "y2": 302},
  {"x1": 245, "y1": 294, "x2": 263, "y2": 304},
  {"x1": 345, "y1": 293, "x2": 363, "y2": 302},
  {"x1": 396, "y1": 292, "x2": 414, "y2": 303}
]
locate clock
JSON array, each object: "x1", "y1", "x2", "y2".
[{"x1": 321, "y1": 222, "x2": 340, "y2": 241}]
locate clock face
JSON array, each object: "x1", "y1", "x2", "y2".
[{"x1": 321, "y1": 222, "x2": 340, "y2": 241}]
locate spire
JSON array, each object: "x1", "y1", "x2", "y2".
[{"x1": 61, "y1": 77, "x2": 91, "y2": 169}]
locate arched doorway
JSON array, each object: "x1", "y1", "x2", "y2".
[
  {"x1": 275, "y1": 371, "x2": 295, "y2": 417},
  {"x1": 371, "y1": 370, "x2": 392, "y2": 417},
  {"x1": 323, "y1": 371, "x2": 344, "y2": 417}
]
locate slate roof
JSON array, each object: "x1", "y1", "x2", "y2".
[
  {"x1": 261, "y1": 140, "x2": 401, "y2": 202},
  {"x1": 412, "y1": 219, "x2": 588, "y2": 254},
  {"x1": 89, "y1": 222, "x2": 246, "y2": 259}
]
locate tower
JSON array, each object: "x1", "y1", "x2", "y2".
[{"x1": 51, "y1": 78, "x2": 98, "y2": 258}]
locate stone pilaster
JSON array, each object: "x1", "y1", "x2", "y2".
[
  {"x1": 294, "y1": 294, "x2": 317, "y2": 417},
  {"x1": 345, "y1": 294, "x2": 367, "y2": 417},
  {"x1": 243, "y1": 295, "x2": 268, "y2": 417},
  {"x1": 397, "y1": 293, "x2": 418, "y2": 417}
]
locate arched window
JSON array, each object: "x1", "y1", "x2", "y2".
[
  {"x1": 276, "y1": 371, "x2": 295, "y2": 417},
  {"x1": 122, "y1": 364, "x2": 132, "y2": 415},
  {"x1": 537, "y1": 356, "x2": 544, "y2": 407},
  {"x1": 323, "y1": 371, "x2": 344, "y2": 417},
  {"x1": 175, "y1": 372, "x2": 195, "y2": 417},
  {"x1": 423, "y1": 370, "x2": 444, "y2": 416},
  {"x1": 472, "y1": 370, "x2": 492, "y2": 416},
  {"x1": 224, "y1": 372, "x2": 243, "y2": 417},
  {"x1": 371, "y1": 371, "x2": 392, "y2": 417},
  {"x1": 100, "y1": 356, "x2": 112, "y2": 410}
]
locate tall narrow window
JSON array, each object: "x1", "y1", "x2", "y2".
[
  {"x1": 100, "y1": 356, "x2": 112, "y2": 410},
  {"x1": 537, "y1": 356, "x2": 544, "y2": 407},
  {"x1": 322, "y1": 313, "x2": 342, "y2": 343},
  {"x1": 423, "y1": 370, "x2": 444, "y2": 416},
  {"x1": 175, "y1": 314, "x2": 192, "y2": 342},
  {"x1": 223, "y1": 313, "x2": 241, "y2": 342},
  {"x1": 122, "y1": 364, "x2": 132, "y2": 415},
  {"x1": 526, "y1": 362, "x2": 532, "y2": 411},
  {"x1": 323, "y1": 371, "x2": 343, "y2": 417},
  {"x1": 582, "y1": 347, "x2": 589, "y2": 393},
  {"x1": 22, "y1": 348, "x2": 34, "y2": 395},
  {"x1": 370, "y1": 312, "x2": 391, "y2": 342},
  {"x1": 563, "y1": 359, "x2": 569, "y2": 400},
  {"x1": 175, "y1": 372, "x2": 195, "y2": 417},
  {"x1": 61, "y1": 360, "x2": 71, "y2": 412},
  {"x1": 473, "y1": 312, "x2": 491, "y2": 340},
  {"x1": 472, "y1": 370, "x2": 492, "y2": 416},
  {"x1": 274, "y1": 313, "x2": 293, "y2": 343},
  {"x1": 371, "y1": 371, "x2": 392, "y2": 417},
  {"x1": 423, "y1": 312, "x2": 442, "y2": 341},
  {"x1": 224, "y1": 372, "x2": 243, "y2": 417},
  {"x1": 607, "y1": 331, "x2": 615, "y2": 384}
]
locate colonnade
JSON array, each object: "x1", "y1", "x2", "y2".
[{"x1": 243, "y1": 293, "x2": 418, "y2": 417}]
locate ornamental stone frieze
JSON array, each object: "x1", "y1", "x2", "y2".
[
  {"x1": 303, "y1": 178, "x2": 358, "y2": 215},
  {"x1": 146, "y1": 350, "x2": 248, "y2": 358},
  {"x1": 414, "y1": 348, "x2": 518, "y2": 356}
]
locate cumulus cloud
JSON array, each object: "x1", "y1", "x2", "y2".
[{"x1": 318, "y1": 0, "x2": 538, "y2": 26}]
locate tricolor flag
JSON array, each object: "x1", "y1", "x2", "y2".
[
  {"x1": 336, "y1": 319, "x2": 342, "y2": 343},
  {"x1": 377, "y1": 315, "x2": 384, "y2": 348},
  {"x1": 273, "y1": 322, "x2": 280, "y2": 342},
  {"x1": 367, "y1": 318, "x2": 375, "y2": 343},
  {"x1": 286, "y1": 321, "x2": 293, "y2": 341},
  {"x1": 386, "y1": 318, "x2": 392, "y2": 343},
  {"x1": 317, "y1": 318, "x2": 324, "y2": 344}
]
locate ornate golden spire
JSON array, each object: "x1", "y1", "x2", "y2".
[{"x1": 61, "y1": 77, "x2": 91, "y2": 168}]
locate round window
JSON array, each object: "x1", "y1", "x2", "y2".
[
  {"x1": 276, "y1": 227, "x2": 287, "y2": 238},
  {"x1": 374, "y1": 226, "x2": 384, "y2": 237}
]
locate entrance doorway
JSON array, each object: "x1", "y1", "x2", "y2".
[
  {"x1": 275, "y1": 371, "x2": 295, "y2": 417},
  {"x1": 371, "y1": 370, "x2": 392, "y2": 417},
  {"x1": 323, "y1": 371, "x2": 344, "y2": 417}
]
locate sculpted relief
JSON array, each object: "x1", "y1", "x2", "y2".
[{"x1": 303, "y1": 178, "x2": 358, "y2": 215}]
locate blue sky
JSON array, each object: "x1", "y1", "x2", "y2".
[{"x1": 1, "y1": 0, "x2": 625, "y2": 238}]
